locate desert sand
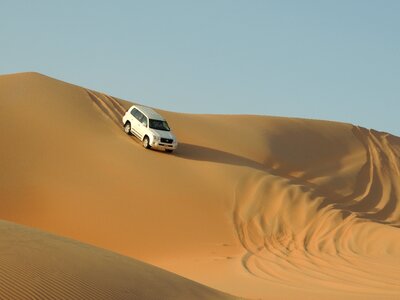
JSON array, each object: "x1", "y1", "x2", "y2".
[
  {"x1": 0, "y1": 220, "x2": 234, "y2": 299},
  {"x1": 0, "y1": 72, "x2": 399, "y2": 299}
]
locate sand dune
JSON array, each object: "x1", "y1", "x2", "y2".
[
  {"x1": 234, "y1": 127, "x2": 400, "y2": 294},
  {"x1": 0, "y1": 72, "x2": 399, "y2": 299},
  {"x1": 0, "y1": 220, "x2": 234, "y2": 299}
]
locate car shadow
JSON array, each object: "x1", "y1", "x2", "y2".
[{"x1": 174, "y1": 143, "x2": 267, "y2": 171}]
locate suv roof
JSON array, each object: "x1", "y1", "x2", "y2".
[{"x1": 134, "y1": 105, "x2": 165, "y2": 121}]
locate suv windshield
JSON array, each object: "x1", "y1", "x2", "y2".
[{"x1": 149, "y1": 119, "x2": 170, "y2": 131}]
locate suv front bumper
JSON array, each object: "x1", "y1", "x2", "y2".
[{"x1": 151, "y1": 141, "x2": 178, "y2": 150}]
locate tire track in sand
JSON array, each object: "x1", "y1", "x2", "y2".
[
  {"x1": 233, "y1": 126, "x2": 400, "y2": 295},
  {"x1": 86, "y1": 89, "x2": 125, "y2": 128}
]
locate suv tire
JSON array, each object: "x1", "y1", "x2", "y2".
[
  {"x1": 143, "y1": 136, "x2": 151, "y2": 149},
  {"x1": 124, "y1": 122, "x2": 132, "y2": 135}
]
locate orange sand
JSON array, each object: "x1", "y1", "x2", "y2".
[{"x1": 0, "y1": 72, "x2": 399, "y2": 299}]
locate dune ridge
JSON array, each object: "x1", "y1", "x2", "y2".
[{"x1": 0, "y1": 72, "x2": 399, "y2": 299}]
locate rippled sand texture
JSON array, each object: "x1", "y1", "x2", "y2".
[
  {"x1": 0, "y1": 220, "x2": 234, "y2": 300},
  {"x1": 0, "y1": 72, "x2": 399, "y2": 299},
  {"x1": 234, "y1": 127, "x2": 400, "y2": 296}
]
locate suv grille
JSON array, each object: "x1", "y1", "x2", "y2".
[{"x1": 161, "y1": 138, "x2": 173, "y2": 144}]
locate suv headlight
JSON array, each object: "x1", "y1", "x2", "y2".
[{"x1": 153, "y1": 135, "x2": 160, "y2": 141}]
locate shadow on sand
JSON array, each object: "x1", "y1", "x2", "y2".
[{"x1": 174, "y1": 143, "x2": 267, "y2": 171}]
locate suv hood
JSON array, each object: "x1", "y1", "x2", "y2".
[{"x1": 150, "y1": 129, "x2": 176, "y2": 140}]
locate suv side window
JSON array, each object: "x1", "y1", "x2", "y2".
[
  {"x1": 131, "y1": 108, "x2": 141, "y2": 121},
  {"x1": 139, "y1": 115, "x2": 148, "y2": 127}
]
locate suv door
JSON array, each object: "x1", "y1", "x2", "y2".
[
  {"x1": 137, "y1": 113, "x2": 148, "y2": 139},
  {"x1": 130, "y1": 108, "x2": 143, "y2": 138}
]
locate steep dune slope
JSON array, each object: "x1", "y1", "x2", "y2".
[{"x1": 0, "y1": 72, "x2": 399, "y2": 299}]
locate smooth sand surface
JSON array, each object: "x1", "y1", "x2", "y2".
[{"x1": 0, "y1": 72, "x2": 399, "y2": 299}]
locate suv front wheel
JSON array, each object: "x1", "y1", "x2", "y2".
[{"x1": 143, "y1": 136, "x2": 151, "y2": 149}]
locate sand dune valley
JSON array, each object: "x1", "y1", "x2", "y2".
[{"x1": 0, "y1": 72, "x2": 400, "y2": 299}]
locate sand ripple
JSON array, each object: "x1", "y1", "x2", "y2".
[{"x1": 233, "y1": 126, "x2": 400, "y2": 295}]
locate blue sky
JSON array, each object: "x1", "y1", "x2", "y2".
[{"x1": 1, "y1": 0, "x2": 399, "y2": 135}]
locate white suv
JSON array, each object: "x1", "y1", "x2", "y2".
[{"x1": 122, "y1": 105, "x2": 178, "y2": 153}]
